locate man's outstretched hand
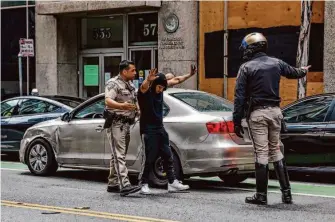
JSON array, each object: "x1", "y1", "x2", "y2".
[
  {"x1": 190, "y1": 64, "x2": 197, "y2": 76},
  {"x1": 147, "y1": 68, "x2": 158, "y2": 81}
]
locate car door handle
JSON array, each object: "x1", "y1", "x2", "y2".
[
  {"x1": 95, "y1": 125, "x2": 104, "y2": 132},
  {"x1": 308, "y1": 127, "x2": 323, "y2": 132}
]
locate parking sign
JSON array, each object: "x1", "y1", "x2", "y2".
[{"x1": 19, "y1": 38, "x2": 34, "y2": 57}]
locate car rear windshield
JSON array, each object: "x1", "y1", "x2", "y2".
[{"x1": 170, "y1": 92, "x2": 233, "y2": 112}]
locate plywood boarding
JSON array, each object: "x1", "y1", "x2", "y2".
[
  {"x1": 307, "y1": 82, "x2": 324, "y2": 96},
  {"x1": 198, "y1": 1, "x2": 224, "y2": 95},
  {"x1": 311, "y1": 0, "x2": 325, "y2": 23},
  {"x1": 199, "y1": 1, "x2": 325, "y2": 102},
  {"x1": 228, "y1": 1, "x2": 300, "y2": 29}
]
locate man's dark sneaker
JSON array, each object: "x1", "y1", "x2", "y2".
[
  {"x1": 120, "y1": 184, "x2": 141, "y2": 197},
  {"x1": 107, "y1": 185, "x2": 120, "y2": 193}
]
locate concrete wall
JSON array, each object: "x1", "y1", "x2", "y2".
[
  {"x1": 57, "y1": 17, "x2": 78, "y2": 96},
  {"x1": 158, "y1": 1, "x2": 198, "y2": 89},
  {"x1": 35, "y1": 14, "x2": 58, "y2": 95},
  {"x1": 324, "y1": 1, "x2": 335, "y2": 93},
  {"x1": 35, "y1": 11, "x2": 78, "y2": 96}
]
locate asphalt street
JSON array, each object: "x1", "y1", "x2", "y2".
[{"x1": 1, "y1": 155, "x2": 335, "y2": 222}]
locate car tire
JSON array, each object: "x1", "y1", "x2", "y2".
[
  {"x1": 219, "y1": 174, "x2": 249, "y2": 186},
  {"x1": 26, "y1": 138, "x2": 58, "y2": 176},
  {"x1": 149, "y1": 150, "x2": 182, "y2": 188}
]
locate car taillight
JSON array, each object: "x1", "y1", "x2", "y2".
[{"x1": 206, "y1": 120, "x2": 234, "y2": 134}]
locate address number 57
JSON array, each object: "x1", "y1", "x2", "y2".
[{"x1": 143, "y1": 24, "x2": 157, "y2": 36}]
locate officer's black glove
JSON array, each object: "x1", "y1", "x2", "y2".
[{"x1": 234, "y1": 125, "x2": 244, "y2": 138}]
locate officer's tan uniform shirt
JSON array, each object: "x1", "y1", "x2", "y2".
[{"x1": 105, "y1": 74, "x2": 137, "y2": 119}]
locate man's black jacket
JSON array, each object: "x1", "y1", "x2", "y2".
[{"x1": 233, "y1": 52, "x2": 307, "y2": 126}]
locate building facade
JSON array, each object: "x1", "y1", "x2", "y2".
[
  {"x1": 34, "y1": 1, "x2": 334, "y2": 103},
  {"x1": 34, "y1": 1, "x2": 197, "y2": 98}
]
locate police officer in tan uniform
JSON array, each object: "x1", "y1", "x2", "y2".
[
  {"x1": 233, "y1": 33, "x2": 311, "y2": 205},
  {"x1": 105, "y1": 60, "x2": 141, "y2": 196}
]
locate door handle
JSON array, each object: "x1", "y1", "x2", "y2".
[
  {"x1": 308, "y1": 127, "x2": 323, "y2": 132},
  {"x1": 95, "y1": 125, "x2": 104, "y2": 132}
]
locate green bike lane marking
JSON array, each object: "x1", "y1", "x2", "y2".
[
  {"x1": 190, "y1": 176, "x2": 335, "y2": 197},
  {"x1": 1, "y1": 161, "x2": 28, "y2": 170},
  {"x1": 2, "y1": 161, "x2": 335, "y2": 197}
]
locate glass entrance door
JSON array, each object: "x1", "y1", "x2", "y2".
[
  {"x1": 103, "y1": 54, "x2": 123, "y2": 85},
  {"x1": 80, "y1": 53, "x2": 124, "y2": 98},
  {"x1": 81, "y1": 56, "x2": 100, "y2": 98},
  {"x1": 129, "y1": 48, "x2": 157, "y2": 89}
]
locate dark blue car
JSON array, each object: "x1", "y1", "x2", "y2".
[
  {"x1": 281, "y1": 93, "x2": 335, "y2": 172},
  {"x1": 1, "y1": 95, "x2": 86, "y2": 153}
]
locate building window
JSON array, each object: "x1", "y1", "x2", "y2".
[
  {"x1": 81, "y1": 16, "x2": 123, "y2": 49},
  {"x1": 128, "y1": 13, "x2": 158, "y2": 46}
]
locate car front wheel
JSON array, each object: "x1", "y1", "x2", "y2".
[{"x1": 26, "y1": 138, "x2": 58, "y2": 176}]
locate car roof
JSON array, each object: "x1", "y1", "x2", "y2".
[
  {"x1": 1, "y1": 95, "x2": 78, "y2": 110},
  {"x1": 282, "y1": 93, "x2": 335, "y2": 109}
]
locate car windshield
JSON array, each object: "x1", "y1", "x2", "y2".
[{"x1": 170, "y1": 92, "x2": 233, "y2": 112}]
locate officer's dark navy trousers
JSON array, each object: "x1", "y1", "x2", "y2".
[{"x1": 140, "y1": 127, "x2": 176, "y2": 184}]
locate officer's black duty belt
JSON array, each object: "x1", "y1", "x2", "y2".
[{"x1": 103, "y1": 109, "x2": 135, "y2": 128}]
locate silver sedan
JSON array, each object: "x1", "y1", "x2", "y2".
[{"x1": 19, "y1": 88, "x2": 255, "y2": 186}]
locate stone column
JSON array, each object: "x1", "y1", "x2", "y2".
[
  {"x1": 57, "y1": 16, "x2": 78, "y2": 97},
  {"x1": 324, "y1": 1, "x2": 335, "y2": 93},
  {"x1": 35, "y1": 14, "x2": 57, "y2": 95},
  {"x1": 158, "y1": 1, "x2": 198, "y2": 89}
]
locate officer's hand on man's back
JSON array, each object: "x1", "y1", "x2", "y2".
[{"x1": 234, "y1": 125, "x2": 244, "y2": 138}]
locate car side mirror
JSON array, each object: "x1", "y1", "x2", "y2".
[{"x1": 61, "y1": 112, "x2": 71, "y2": 122}]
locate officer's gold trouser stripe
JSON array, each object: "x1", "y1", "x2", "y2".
[{"x1": 1, "y1": 200, "x2": 178, "y2": 222}]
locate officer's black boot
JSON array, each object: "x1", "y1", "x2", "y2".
[
  {"x1": 274, "y1": 159, "x2": 292, "y2": 204},
  {"x1": 245, "y1": 163, "x2": 268, "y2": 205}
]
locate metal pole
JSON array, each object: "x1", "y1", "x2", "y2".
[
  {"x1": 223, "y1": 0, "x2": 228, "y2": 99},
  {"x1": 18, "y1": 54, "x2": 23, "y2": 96},
  {"x1": 26, "y1": 0, "x2": 29, "y2": 95}
]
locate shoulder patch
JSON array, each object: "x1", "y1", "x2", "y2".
[{"x1": 106, "y1": 81, "x2": 117, "y2": 91}]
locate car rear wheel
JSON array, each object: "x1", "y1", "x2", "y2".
[
  {"x1": 149, "y1": 151, "x2": 182, "y2": 187},
  {"x1": 26, "y1": 139, "x2": 58, "y2": 176},
  {"x1": 219, "y1": 174, "x2": 249, "y2": 186}
]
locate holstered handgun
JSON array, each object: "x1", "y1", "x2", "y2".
[{"x1": 103, "y1": 109, "x2": 114, "y2": 129}]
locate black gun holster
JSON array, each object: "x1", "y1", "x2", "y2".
[
  {"x1": 103, "y1": 109, "x2": 135, "y2": 129},
  {"x1": 103, "y1": 109, "x2": 114, "y2": 129}
]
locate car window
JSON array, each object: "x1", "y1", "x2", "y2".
[
  {"x1": 52, "y1": 98, "x2": 83, "y2": 108},
  {"x1": 170, "y1": 92, "x2": 233, "y2": 112},
  {"x1": 75, "y1": 99, "x2": 105, "y2": 119},
  {"x1": 283, "y1": 96, "x2": 333, "y2": 123},
  {"x1": 163, "y1": 103, "x2": 170, "y2": 117},
  {"x1": 1, "y1": 99, "x2": 19, "y2": 117},
  {"x1": 18, "y1": 99, "x2": 61, "y2": 115}
]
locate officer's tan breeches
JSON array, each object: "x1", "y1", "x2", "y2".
[
  {"x1": 106, "y1": 121, "x2": 130, "y2": 189},
  {"x1": 248, "y1": 106, "x2": 284, "y2": 165}
]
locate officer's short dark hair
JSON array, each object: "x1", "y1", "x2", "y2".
[{"x1": 119, "y1": 60, "x2": 135, "y2": 73}]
